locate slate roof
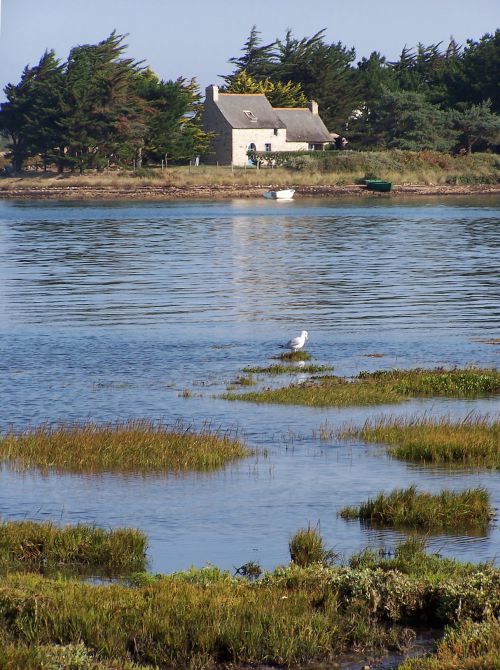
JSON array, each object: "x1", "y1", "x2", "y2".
[
  {"x1": 273, "y1": 108, "x2": 331, "y2": 142},
  {"x1": 216, "y1": 94, "x2": 285, "y2": 129}
]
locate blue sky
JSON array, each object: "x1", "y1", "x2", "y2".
[{"x1": 0, "y1": 0, "x2": 498, "y2": 97}]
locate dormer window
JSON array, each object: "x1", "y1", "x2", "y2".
[{"x1": 243, "y1": 110, "x2": 258, "y2": 122}]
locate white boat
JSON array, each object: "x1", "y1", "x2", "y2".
[{"x1": 263, "y1": 188, "x2": 295, "y2": 200}]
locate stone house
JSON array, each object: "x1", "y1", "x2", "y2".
[{"x1": 203, "y1": 85, "x2": 333, "y2": 166}]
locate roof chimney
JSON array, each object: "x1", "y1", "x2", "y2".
[
  {"x1": 206, "y1": 84, "x2": 219, "y2": 103},
  {"x1": 308, "y1": 100, "x2": 318, "y2": 115}
]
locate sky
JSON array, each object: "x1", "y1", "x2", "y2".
[{"x1": 0, "y1": 0, "x2": 498, "y2": 98}]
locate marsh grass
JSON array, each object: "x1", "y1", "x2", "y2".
[
  {"x1": 340, "y1": 485, "x2": 493, "y2": 531},
  {"x1": 223, "y1": 367, "x2": 500, "y2": 407},
  {"x1": 361, "y1": 367, "x2": 500, "y2": 397},
  {"x1": 0, "y1": 540, "x2": 498, "y2": 669},
  {"x1": 0, "y1": 420, "x2": 250, "y2": 474},
  {"x1": 0, "y1": 521, "x2": 147, "y2": 574},
  {"x1": 399, "y1": 618, "x2": 500, "y2": 670},
  {"x1": 243, "y1": 363, "x2": 332, "y2": 375},
  {"x1": 342, "y1": 415, "x2": 500, "y2": 468}
]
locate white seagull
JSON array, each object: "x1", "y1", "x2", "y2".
[{"x1": 286, "y1": 330, "x2": 309, "y2": 351}]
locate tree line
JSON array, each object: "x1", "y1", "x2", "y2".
[
  {"x1": 0, "y1": 28, "x2": 499, "y2": 173},
  {"x1": 224, "y1": 26, "x2": 500, "y2": 154},
  {"x1": 0, "y1": 33, "x2": 211, "y2": 173}
]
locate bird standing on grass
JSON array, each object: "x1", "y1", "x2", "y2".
[{"x1": 286, "y1": 330, "x2": 309, "y2": 351}]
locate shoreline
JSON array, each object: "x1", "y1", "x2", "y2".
[{"x1": 0, "y1": 182, "x2": 499, "y2": 201}]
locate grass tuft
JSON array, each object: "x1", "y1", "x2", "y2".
[
  {"x1": 0, "y1": 420, "x2": 250, "y2": 474},
  {"x1": 289, "y1": 525, "x2": 336, "y2": 567},
  {"x1": 340, "y1": 485, "x2": 493, "y2": 531}
]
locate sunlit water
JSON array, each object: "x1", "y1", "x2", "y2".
[{"x1": 0, "y1": 196, "x2": 499, "y2": 573}]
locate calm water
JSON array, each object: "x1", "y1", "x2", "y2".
[{"x1": 0, "y1": 196, "x2": 499, "y2": 573}]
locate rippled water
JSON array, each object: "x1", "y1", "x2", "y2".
[{"x1": 0, "y1": 196, "x2": 499, "y2": 572}]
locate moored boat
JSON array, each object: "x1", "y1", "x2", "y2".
[
  {"x1": 365, "y1": 179, "x2": 392, "y2": 192},
  {"x1": 263, "y1": 188, "x2": 295, "y2": 200}
]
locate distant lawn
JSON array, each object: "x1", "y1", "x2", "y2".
[
  {"x1": 223, "y1": 367, "x2": 500, "y2": 407},
  {"x1": 0, "y1": 420, "x2": 250, "y2": 474},
  {"x1": 342, "y1": 415, "x2": 500, "y2": 468},
  {"x1": 340, "y1": 485, "x2": 493, "y2": 531}
]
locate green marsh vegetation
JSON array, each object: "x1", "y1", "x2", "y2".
[
  {"x1": 0, "y1": 420, "x2": 250, "y2": 474},
  {"x1": 342, "y1": 414, "x2": 500, "y2": 468},
  {"x1": 223, "y1": 367, "x2": 500, "y2": 407},
  {"x1": 243, "y1": 363, "x2": 332, "y2": 375},
  {"x1": 0, "y1": 521, "x2": 147, "y2": 575},
  {"x1": 0, "y1": 537, "x2": 498, "y2": 669},
  {"x1": 340, "y1": 485, "x2": 494, "y2": 531}
]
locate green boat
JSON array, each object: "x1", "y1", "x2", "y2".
[{"x1": 365, "y1": 179, "x2": 392, "y2": 192}]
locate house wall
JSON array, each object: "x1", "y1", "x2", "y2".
[
  {"x1": 203, "y1": 99, "x2": 233, "y2": 165},
  {"x1": 231, "y1": 128, "x2": 289, "y2": 166}
]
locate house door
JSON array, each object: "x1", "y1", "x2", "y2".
[{"x1": 247, "y1": 143, "x2": 256, "y2": 166}]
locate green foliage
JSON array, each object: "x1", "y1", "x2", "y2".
[
  {"x1": 288, "y1": 525, "x2": 336, "y2": 567},
  {"x1": 225, "y1": 69, "x2": 307, "y2": 107},
  {"x1": 340, "y1": 486, "x2": 493, "y2": 531},
  {"x1": 135, "y1": 70, "x2": 212, "y2": 163},
  {"x1": 0, "y1": 33, "x2": 210, "y2": 173},
  {"x1": 452, "y1": 100, "x2": 500, "y2": 153}
]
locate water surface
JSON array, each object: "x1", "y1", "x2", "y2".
[{"x1": 0, "y1": 197, "x2": 499, "y2": 572}]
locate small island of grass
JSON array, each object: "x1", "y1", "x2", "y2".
[
  {"x1": 340, "y1": 485, "x2": 493, "y2": 531},
  {"x1": 342, "y1": 415, "x2": 500, "y2": 468},
  {"x1": 0, "y1": 420, "x2": 250, "y2": 474},
  {"x1": 223, "y1": 367, "x2": 500, "y2": 407}
]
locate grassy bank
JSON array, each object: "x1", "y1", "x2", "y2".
[
  {"x1": 340, "y1": 485, "x2": 493, "y2": 531},
  {"x1": 223, "y1": 367, "x2": 500, "y2": 407},
  {"x1": 1, "y1": 151, "x2": 498, "y2": 189},
  {"x1": 0, "y1": 539, "x2": 497, "y2": 669},
  {"x1": 342, "y1": 415, "x2": 500, "y2": 468},
  {"x1": 0, "y1": 521, "x2": 147, "y2": 575},
  {"x1": 0, "y1": 420, "x2": 250, "y2": 474}
]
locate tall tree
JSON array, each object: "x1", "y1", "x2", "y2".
[
  {"x1": 0, "y1": 51, "x2": 64, "y2": 172},
  {"x1": 58, "y1": 32, "x2": 145, "y2": 172},
  {"x1": 136, "y1": 71, "x2": 212, "y2": 163},
  {"x1": 452, "y1": 100, "x2": 500, "y2": 153},
  {"x1": 225, "y1": 26, "x2": 277, "y2": 83}
]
